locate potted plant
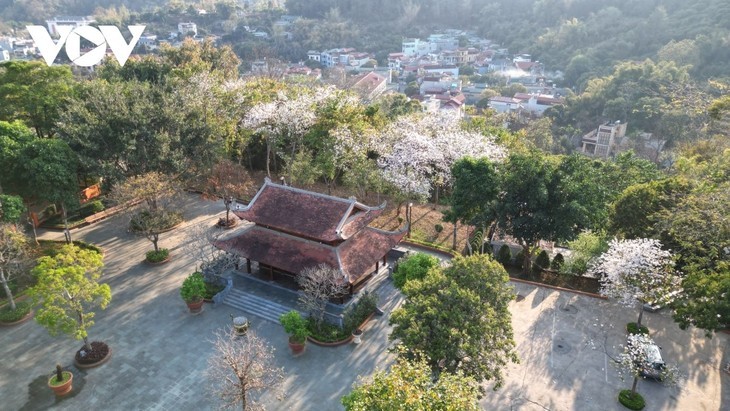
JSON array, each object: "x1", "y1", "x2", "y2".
[
  {"x1": 180, "y1": 272, "x2": 206, "y2": 314},
  {"x1": 279, "y1": 310, "x2": 308, "y2": 354},
  {"x1": 48, "y1": 364, "x2": 73, "y2": 396}
]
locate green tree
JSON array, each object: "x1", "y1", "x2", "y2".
[
  {"x1": 13, "y1": 139, "x2": 79, "y2": 242},
  {"x1": 392, "y1": 252, "x2": 440, "y2": 290},
  {"x1": 0, "y1": 120, "x2": 34, "y2": 193},
  {"x1": 0, "y1": 61, "x2": 75, "y2": 138},
  {"x1": 448, "y1": 157, "x2": 500, "y2": 253},
  {"x1": 609, "y1": 178, "x2": 692, "y2": 239},
  {"x1": 495, "y1": 153, "x2": 604, "y2": 274},
  {"x1": 30, "y1": 244, "x2": 110, "y2": 351},
  {"x1": 342, "y1": 355, "x2": 480, "y2": 411},
  {"x1": 389, "y1": 254, "x2": 518, "y2": 387},
  {"x1": 0, "y1": 194, "x2": 25, "y2": 223}
]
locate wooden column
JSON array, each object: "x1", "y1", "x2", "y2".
[
  {"x1": 376, "y1": 261, "x2": 379, "y2": 271},
  {"x1": 382, "y1": 255, "x2": 387, "y2": 264},
  {"x1": 246, "y1": 259, "x2": 251, "y2": 274}
]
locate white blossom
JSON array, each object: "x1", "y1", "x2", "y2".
[{"x1": 589, "y1": 238, "x2": 681, "y2": 307}]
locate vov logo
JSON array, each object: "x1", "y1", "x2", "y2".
[{"x1": 27, "y1": 25, "x2": 145, "y2": 67}]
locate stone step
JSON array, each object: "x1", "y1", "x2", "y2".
[{"x1": 222, "y1": 288, "x2": 299, "y2": 324}]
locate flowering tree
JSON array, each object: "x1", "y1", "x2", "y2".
[
  {"x1": 615, "y1": 333, "x2": 680, "y2": 408},
  {"x1": 242, "y1": 86, "x2": 337, "y2": 179},
  {"x1": 589, "y1": 238, "x2": 681, "y2": 326},
  {"x1": 377, "y1": 112, "x2": 506, "y2": 214},
  {"x1": 298, "y1": 264, "x2": 348, "y2": 331},
  {"x1": 207, "y1": 328, "x2": 283, "y2": 411}
]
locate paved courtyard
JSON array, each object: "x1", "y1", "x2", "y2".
[{"x1": 0, "y1": 194, "x2": 727, "y2": 410}]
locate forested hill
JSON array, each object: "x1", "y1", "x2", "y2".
[
  {"x1": 288, "y1": 0, "x2": 730, "y2": 84},
  {"x1": 0, "y1": 0, "x2": 167, "y2": 22}
]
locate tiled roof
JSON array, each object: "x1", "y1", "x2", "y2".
[
  {"x1": 233, "y1": 179, "x2": 385, "y2": 243},
  {"x1": 214, "y1": 225, "x2": 406, "y2": 285}
]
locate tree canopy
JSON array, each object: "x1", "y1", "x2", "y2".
[{"x1": 389, "y1": 254, "x2": 518, "y2": 388}]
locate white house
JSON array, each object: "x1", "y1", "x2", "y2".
[
  {"x1": 513, "y1": 93, "x2": 564, "y2": 116},
  {"x1": 178, "y1": 22, "x2": 198, "y2": 37},
  {"x1": 581, "y1": 121, "x2": 628, "y2": 159},
  {"x1": 488, "y1": 96, "x2": 523, "y2": 114},
  {"x1": 402, "y1": 38, "x2": 435, "y2": 58},
  {"x1": 0, "y1": 47, "x2": 9, "y2": 62},
  {"x1": 46, "y1": 16, "x2": 95, "y2": 36}
]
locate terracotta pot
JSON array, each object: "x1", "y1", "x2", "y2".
[
  {"x1": 186, "y1": 299, "x2": 204, "y2": 314},
  {"x1": 288, "y1": 336, "x2": 306, "y2": 354},
  {"x1": 48, "y1": 371, "x2": 73, "y2": 396}
]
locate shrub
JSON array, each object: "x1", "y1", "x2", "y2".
[
  {"x1": 146, "y1": 248, "x2": 169, "y2": 263},
  {"x1": 618, "y1": 389, "x2": 646, "y2": 410},
  {"x1": 551, "y1": 253, "x2": 565, "y2": 270},
  {"x1": 514, "y1": 249, "x2": 525, "y2": 269},
  {"x1": 279, "y1": 311, "x2": 308, "y2": 343},
  {"x1": 306, "y1": 317, "x2": 348, "y2": 342},
  {"x1": 397, "y1": 217, "x2": 404, "y2": 224},
  {"x1": 626, "y1": 322, "x2": 649, "y2": 335},
  {"x1": 343, "y1": 291, "x2": 378, "y2": 333},
  {"x1": 86, "y1": 200, "x2": 105, "y2": 214},
  {"x1": 496, "y1": 244, "x2": 512, "y2": 266},
  {"x1": 0, "y1": 300, "x2": 31, "y2": 322},
  {"x1": 202, "y1": 281, "x2": 226, "y2": 300},
  {"x1": 534, "y1": 250, "x2": 550, "y2": 273},
  {"x1": 434, "y1": 224, "x2": 444, "y2": 233},
  {"x1": 392, "y1": 253, "x2": 439, "y2": 290},
  {"x1": 180, "y1": 272, "x2": 206, "y2": 303}
]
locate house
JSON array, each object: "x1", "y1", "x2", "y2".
[
  {"x1": 0, "y1": 47, "x2": 9, "y2": 62},
  {"x1": 581, "y1": 121, "x2": 628, "y2": 159},
  {"x1": 488, "y1": 97, "x2": 523, "y2": 114},
  {"x1": 46, "y1": 16, "x2": 95, "y2": 36},
  {"x1": 422, "y1": 64, "x2": 459, "y2": 77},
  {"x1": 178, "y1": 22, "x2": 198, "y2": 37},
  {"x1": 513, "y1": 93, "x2": 564, "y2": 116},
  {"x1": 138, "y1": 35, "x2": 158, "y2": 47},
  {"x1": 214, "y1": 178, "x2": 407, "y2": 295},
  {"x1": 402, "y1": 38, "x2": 434, "y2": 58},
  {"x1": 351, "y1": 71, "x2": 387, "y2": 101},
  {"x1": 419, "y1": 75, "x2": 461, "y2": 95}
]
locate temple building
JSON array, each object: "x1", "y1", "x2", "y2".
[{"x1": 214, "y1": 178, "x2": 407, "y2": 294}]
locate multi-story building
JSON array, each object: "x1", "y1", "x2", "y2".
[
  {"x1": 178, "y1": 22, "x2": 198, "y2": 37},
  {"x1": 581, "y1": 121, "x2": 628, "y2": 159},
  {"x1": 402, "y1": 38, "x2": 434, "y2": 58},
  {"x1": 46, "y1": 16, "x2": 95, "y2": 36}
]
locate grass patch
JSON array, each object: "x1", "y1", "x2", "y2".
[
  {"x1": 0, "y1": 300, "x2": 32, "y2": 322},
  {"x1": 618, "y1": 389, "x2": 645, "y2": 410},
  {"x1": 627, "y1": 322, "x2": 649, "y2": 335}
]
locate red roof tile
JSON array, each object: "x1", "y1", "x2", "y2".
[
  {"x1": 234, "y1": 179, "x2": 385, "y2": 243},
  {"x1": 214, "y1": 225, "x2": 406, "y2": 285}
]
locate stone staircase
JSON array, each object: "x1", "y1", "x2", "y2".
[{"x1": 222, "y1": 288, "x2": 300, "y2": 324}]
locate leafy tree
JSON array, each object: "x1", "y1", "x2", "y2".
[
  {"x1": 30, "y1": 244, "x2": 110, "y2": 351},
  {"x1": 201, "y1": 159, "x2": 251, "y2": 225},
  {"x1": 589, "y1": 238, "x2": 681, "y2": 327},
  {"x1": 495, "y1": 152, "x2": 604, "y2": 274},
  {"x1": 657, "y1": 183, "x2": 730, "y2": 335},
  {"x1": 448, "y1": 157, "x2": 500, "y2": 250},
  {"x1": 159, "y1": 38, "x2": 241, "y2": 81},
  {"x1": 13, "y1": 139, "x2": 80, "y2": 242},
  {"x1": 376, "y1": 93, "x2": 422, "y2": 119},
  {"x1": 0, "y1": 61, "x2": 75, "y2": 138},
  {"x1": 560, "y1": 230, "x2": 609, "y2": 276},
  {"x1": 609, "y1": 178, "x2": 692, "y2": 239},
  {"x1": 342, "y1": 355, "x2": 480, "y2": 411},
  {"x1": 534, "y1": 250, "x2": 550, "y2": 272},
  {"x1": 206, "y1": 328, "x2": 283, "y2": 411},
  {"x1": 0, "y1": 194, "x2": 25, "y2": 223},
  {"x1": 497, "y1": 244, "x2": 512, "y2": 266},
  {"x1": 389, "y1": 254, "x2": 518, "y2": 388},
  {"x1": 0, "y1": 223, "x2": 30, "y2": 311},
  {"x1": 0, "y1": 120, "x2": 34, "y2": 193},
  {"x1": 392, "y1": 252, "x2": 440, "y2": 290},
  {"x1": 59, "y1": 79, "x2": 183, "y2": 183}
]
